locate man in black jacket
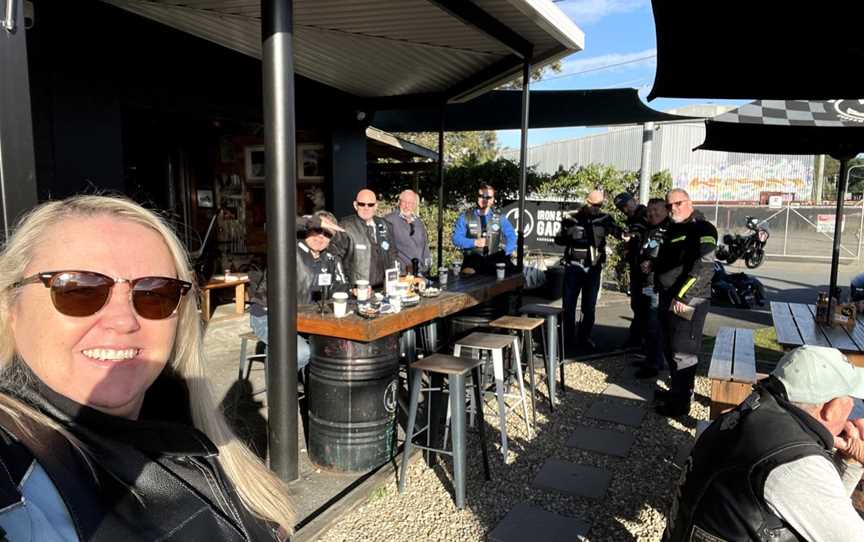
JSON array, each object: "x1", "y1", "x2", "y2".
[
  {"x1": 632, "y1": 198, "x2": 669, "y2": 379},
  {"x1": 614, "y1": 192, "x2": 649, "y2": 349},
  {"x1": 341, "y1": 189, "x2": 400, "y2": 288},
  {"x1": 555, "y1": 190, "x2": 622, "y2": 351},
  {"x1": 650, "y1": 188, "x2": 717, "y2": 416},
  {"x1": 664, "y1": 346, "x2": 864, "y2": 541}
]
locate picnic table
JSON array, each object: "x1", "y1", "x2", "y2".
[{"x1": 770, "y1": 301, "x2": 864, "y2": 366}]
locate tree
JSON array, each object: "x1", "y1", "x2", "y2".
[
  {"x1": 395, "y1": 131, "x2": 499, "y2": 167},
  {"x1": 498, "y1": 61, "x2": 563, "y2": 90}
]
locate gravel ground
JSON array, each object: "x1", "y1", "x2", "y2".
[{"x1": 316, "y1": 354, "x2": 712, "y2": 542}]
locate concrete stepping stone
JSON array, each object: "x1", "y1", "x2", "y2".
[
  {"x1": 601, "y1": 382, "x2": 654, "y2": 402},
  {"x1": 488, "y1": 503, "x2": 591, "y2": 542},
  {"x1": 531, "y1": 458, "x2": 610, "y2": 499},
  {"x1": 585, "y1": 401, "x2": 645, "y2": 427},
  {"x1": 566, "y1": 426, "x2": 635, "y2": 457}
]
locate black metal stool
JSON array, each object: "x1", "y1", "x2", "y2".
[
  {"x1": 399, "y1": 354, "x2": 491, "y2": 509},
  {"x1": 489, "y1": 315, "x2": 545, "y2": 426},
  {"x1": 519, "y1": 304, "x2": 566, "y2": 407}
]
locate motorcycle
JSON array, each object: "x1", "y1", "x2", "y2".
[
  {"x1": 715, "y1": 216, "x2": 770, "y2": 269},
  {"x1": 711, "y1": 262, "x2": 766, "y2": 309}
]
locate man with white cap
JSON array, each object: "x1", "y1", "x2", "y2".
[
  {"x1": 554, "y1": 190, "x2": 622, "y2": 351},
  {"x1": 664, "y1": 345, "x2": 864, "y2": 541}
]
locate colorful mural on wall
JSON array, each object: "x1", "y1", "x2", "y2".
[{"x1": 675, "y1": 155, "x2": 814, "y2": 202}]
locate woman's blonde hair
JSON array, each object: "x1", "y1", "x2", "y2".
[{"x1": 0, "y1": 195, "x2": 295, "y2": 533}]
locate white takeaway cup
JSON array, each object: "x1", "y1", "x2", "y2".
[
  {"x1": 355, "y1": 280, "x2": 370, "y2": 301},
  {"x1": 496, "y1": 263, "x2": 506, "y2": 280},
  {"x1": 332, "y1": 292, "x2": 349, "y2": 318}
]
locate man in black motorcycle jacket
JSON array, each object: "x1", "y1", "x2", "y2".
[
  {"x1": 664, "y1": 346, "x2": 864, "y2": 542},
  {"x1": 649, "y1": 188, "x2": 717, "y2": 416},
  {"x1": 614, "y1": 192, "x2": 649, "y2": 349},
  {"x1": 632, "y1": 198, "x2": 669, "y2": 378},
  {"x1": 555, "y1": 190, "x2": 623, "y2": 350},
  {"x1": 341, "y1": 189, "x2": 400, "y2": 288}
]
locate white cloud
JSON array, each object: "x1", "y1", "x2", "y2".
[
  {"x1": 557, "y1": 48, "x2": 656, "y2": 78},
  {"x1": 557, "y1": 0, "x2": 648, "y2": 25}
]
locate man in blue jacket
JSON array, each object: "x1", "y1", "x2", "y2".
[{"x1": 452, "y1": 183, "x2": 517, "y2": 274}]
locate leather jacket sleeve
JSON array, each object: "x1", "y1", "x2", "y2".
[{"x1": 673, "y1": 220, "x2": 718, "y2": 303}]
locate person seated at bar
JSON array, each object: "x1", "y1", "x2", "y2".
[
  {"x1": 0, "y1": 195, "x2": 294, "y2": 540},
  {"x1": 249, "y1": 211, "x2": 347, "y2": 370},
  {"x1": 341, "y1": 189, "x2": 399, "y2": 288},
  {"x1": 452, "y1": 183, "x2": 517, "y2": 275},
  {"x1": 665, "y1": 345, "x2": 864, "y2": 541},
  {"x1": 385, "y1": 189, "x2": 432, "y2": 275}
]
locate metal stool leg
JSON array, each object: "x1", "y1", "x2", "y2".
[
  {"x1": 471, "y1": 366, "x2": 491, "y2": 481},
  {"x1": 545, "y1": 315, "x2": 558, "y2": 404},
  {"x1": 555, "y1": 316, "x2": 566, "y2": 394},
  {"x1": 510, "y1": 336, "x2": 532, "y2": 438},
  {"x1": 399, "y1": 366, "x2": 423, "y2": 494},
  {"x1": 238, "y1": 337, "x2": 250, "y2": 380},
  {"x1": 524, "y1": 330, "x2": 537, "y2": 426},
  {"x1": 538, "y1": 324, "x2": 554, "y2": 411},
  {"x1": 491, "y1": 348, "x2": 509, "y2": 458},
  {"x1": 449, "y1": 372, "x2": 467, "y2": 509}
]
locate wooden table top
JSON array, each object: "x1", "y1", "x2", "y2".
[
  {"x1": 297, "y1": 273, "x2": 523, "y2": 342},
  {"x1": 202, "y1": 275, "x2": 249, "y2": 290},
  {"x1": 770, "y1": 301, "x2": 864, "y2": 353}
]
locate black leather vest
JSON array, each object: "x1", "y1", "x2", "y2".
[
  {"x1": 665, "y1": 380, "x2": 835, "y2": 542},
  {"x1": 462, "y1": 209, "x2": 502, "y2": 256},
  {"x1": 0, "y1": 365, "x2": 279, "y2": 541}
]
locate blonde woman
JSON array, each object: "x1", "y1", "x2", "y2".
[{"x1": 0, "y1": 195, "x2": 295, "y2": 541}]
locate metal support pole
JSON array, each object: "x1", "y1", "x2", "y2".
[
  {"x1": 814, "y1": 154, "x2": 825, "y2": 203},
  {"x1": 828, "y1": 158, "x2": 849, "y2": 302},
  {"x1": 262, "y1": 0, "x2": 298, "y2": 482},
  {"x1": 436, "y1": 104, "x2": 445, "y2": 269},
  {"x1": 0, "y1": 0, "x2": 38, "y2": 238},
  {"x1": 517, "y1": 59, "x2": 531, "y2": 270},
  {"x1": 638, "y1": 122, "x2": 654, "y2": 204}
]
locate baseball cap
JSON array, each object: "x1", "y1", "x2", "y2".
[
  {"x1": 613, "y1": 192, "x2": 634, "y2": 208},
  {"x1": 772, "y1": 345, "x2": 864, "y2": 404}
]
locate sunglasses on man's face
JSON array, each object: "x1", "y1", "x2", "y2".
[
  {"x1": 478, "y1": 193, "x2": 494, "y2": 200},
  {"x1": 356, "y1": 201, "x2": 376, "y2": 208},
  {"x1": 666, "y1": 200, "x2": 689, "y2": 209},
  {"x1": 11, "y1": 270, "x2": 192, "y2": 320},
  {"x1": 308, "y1": 228, "x2": 334, "y2": 239},
  {"x1": 590, "y1": 203, "x2": 603, "y2": 209}
]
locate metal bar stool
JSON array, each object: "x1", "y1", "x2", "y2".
[
  {"x1": 489, "y1": 315, "x2": 545, "y2": 427},
  {"x1": 399, "y1": 354, "x2": 491, "y2": 509},
  {"x1": 519, "y1": 304, "x2": 567, "y2": 408},
  {"x1": 238, "y1": 331, "x2": 267, "y2": 380},
  {"x1": 453, "y1": 332, "x2": 532, "y2": 459}
]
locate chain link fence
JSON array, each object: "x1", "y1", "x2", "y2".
[{"x1": 695, "y1": 203, "x2": 864, "y2": 262}]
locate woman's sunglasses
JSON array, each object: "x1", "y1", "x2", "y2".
[{"x1": 10, "y1": 270, "x2": 192, "y2": 320}]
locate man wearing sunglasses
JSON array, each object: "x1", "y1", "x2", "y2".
[
  {"x1": 452, "y1": 183, "x2": 517, "y2": 274},
  {"x1": 555, "y1": 190, "x2": 623, "y2": 352},
  {"x1": 341, "y1": 189, "x2": 400, "y2": 288},
  {"x1": 248, "y1": 212, "x2": 347, "y2": 370},
  {"x1": 614, "y1": 192, "x2": 649, "y2": 350},
  {"x1": 385, "y1": 189, "x2": 431, "y2": 275},
  {"x1": 648, "y1": 188, "x2": 717, "y2": 417}
]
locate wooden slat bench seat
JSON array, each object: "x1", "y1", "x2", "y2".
[{"x1": 708, "y1": 327, "x2": 759, "y2": 419}]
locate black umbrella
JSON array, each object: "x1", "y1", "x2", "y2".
[
  {"x1": 698, "y1": 99, "x2": 864, "y2": 307},
  {"x1": 648, "y1": 1, "x2": 864, "y2": 101}
]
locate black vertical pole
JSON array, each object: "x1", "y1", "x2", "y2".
[
  {"x1": 828, "y1": 157, "x2": 849, "y2": 303},
  {"x1": 262, "y1": 0, "x2": 298, "y2": 482},
  {"x1": 517, "y1": 58, "x2": 531, "y2": 270},
  {"x1": 436, "y1": 103, "x2": 445, "y2": 269},
  {"x1": 0, "y1": 0, "x2": 38, "y2": 236}
]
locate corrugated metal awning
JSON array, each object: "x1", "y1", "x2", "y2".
[{"x1": 99, "y1": 0, "x2": 583, "y2": 101}]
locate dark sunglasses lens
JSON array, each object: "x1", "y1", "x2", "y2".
[
  {"x1": 132, "y1": 277, "x2": 185, "y2": 319},
  {"x1": 50, "y1": 272, "x2": 112, "y2": 317}
]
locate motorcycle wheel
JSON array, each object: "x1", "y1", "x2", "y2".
[{"x1": 745, "y1": 249, "x2": 765, "y2": 269}]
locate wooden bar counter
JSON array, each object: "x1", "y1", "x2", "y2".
[{"x1": 297, "y1": 273, "x2": 523, "y2": 342}]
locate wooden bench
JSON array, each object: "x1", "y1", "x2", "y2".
[{"x1": 708, "y1": 327, "x2": 758, "y2": 419}]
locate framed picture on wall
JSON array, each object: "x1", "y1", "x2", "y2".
[
  {"x1": 298, "y1": 143, "x2": 325, "y2": 182},
  {"x1": 196, "y1": 189, "x2": 214, "y2": 208},
  {"x1": 245, "y1": 145, "x2": 266, "y2": 183}
]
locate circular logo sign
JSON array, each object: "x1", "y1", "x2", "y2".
[
  {"x1": 505, "y1": 208, "x2": 535, "y2": 237},
  {"x1": 832, "y1": 99, "x2": 864, "y2": 123}
]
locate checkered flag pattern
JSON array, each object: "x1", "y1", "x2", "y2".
[{"x1": 713, "y1": 100, "x2": 864, "y2": 127}]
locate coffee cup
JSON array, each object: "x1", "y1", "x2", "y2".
[
  {"x1": 332, "y1": 292, "x2": 349, "y2": 318},
  {"x1": 452, "y1": 261, "x2": 462, "y2": 276},
  {"x1": 496, "y1": 263, "x2": 506, "y2": 280},
  {"x1": 355, "y1": 280, "x2": 370, "y2": 301},
  {"x1": 390, "y1": 294, "x2": 402, "y2": 313},
  {"x1": 439, "y1": 268, "x2": 448, "y2": 286}
]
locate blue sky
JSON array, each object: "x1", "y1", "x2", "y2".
[{"x1": 496, "y1": 0, "x2": 747, "y2": 149}]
